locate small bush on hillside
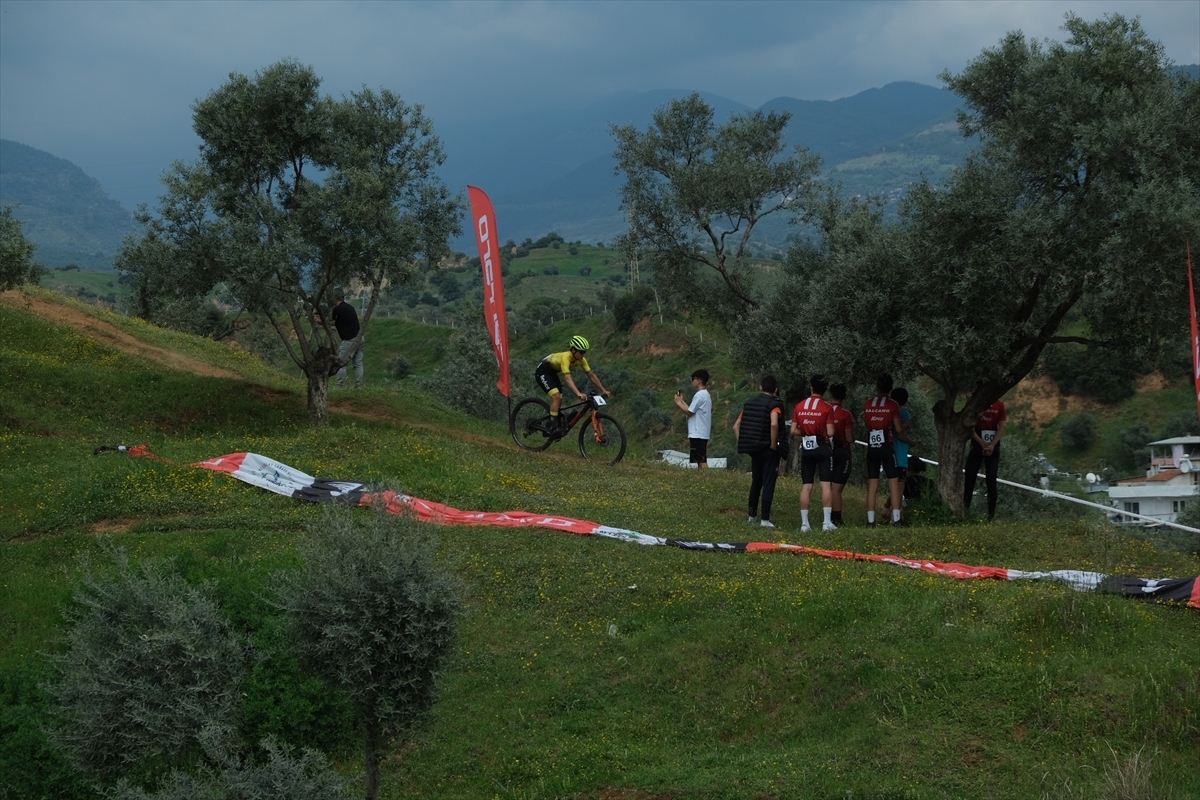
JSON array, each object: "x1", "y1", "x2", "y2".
[
  {"x1": 542, "y1": 265, "x2": 559, "y2": 276},
  {"x1": 45, "y1": 549, "x2": 251, "y2": 781},
  {"x1": 1118, "y1": 423, "x2": 1154, "y2": 471},
  {"x1": 274, "y1": 508, "x2": 464, "y2": 800},
  {"x1": 1060, "y1": 412, "x2": 1098, "y2": 451},
  {"x1": 612, "y1": 284, "x2": 656, "y2": 331},
  {"x1": 1042, "y1": 344, "x2": 1137, "y2": 403},
  {"x1": 111, "y1": 738, "x2": 348, "y2": 800},
  {"x1": 417, "y1": 320, "x2": 510, "y2": 422},
  {"x1": 386, "y1": 355, "x2": 411, "y2": 380},
  {"x1": 1158, "y1": 411, "x2": 1199, "y2": 440}
]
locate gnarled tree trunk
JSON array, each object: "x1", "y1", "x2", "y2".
[{"x1": 932, "y1": 399, "x2": 975, "y2": 516}]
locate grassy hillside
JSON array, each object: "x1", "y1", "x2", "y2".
[{"x1": 2, "y1": 289, "x2": 1199, "y2": 799}]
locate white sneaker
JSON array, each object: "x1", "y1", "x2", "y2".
[
  {"x1": 748, "y1": 516, "x2": 757, "y2": 523},
  {"x1": 760, "y1": 520, "x2": 776, "y2": 528},
  {"x1": 800, "y1": 524, "x2": 812, "y2": 533},
  {"x1": 822, "y1": 522, "x2": 838, "y2": 531}
]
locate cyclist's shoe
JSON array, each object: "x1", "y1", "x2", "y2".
[
  {"x1": 822, "y1": 521, "x2": 838, "y2": 531},
  {"x1": 800, "y1": 524, "x2": 812, "y2": 533},
  {"x1": 760, "y1": 520, "x2": 776, "y2": 529}
]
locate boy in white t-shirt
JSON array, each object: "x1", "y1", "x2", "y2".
[{"x1": 674, "y1": 369, "x2": 713, "y2": 468}]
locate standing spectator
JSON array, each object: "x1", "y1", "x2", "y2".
[
  {"x1": 734, "y1": 375, "x2": 784, "y2": 528},
  {"x1": 674, "y1": 369, "x2": 713, "y2": 469},
  {"x1": 964, "y1": 399, "x2": 1007, "y2": 520},
  {"x1": 863, "y1": 373, "x2": 903, "y2": 526},
  {"x1": 331, "y1": 288, "x2": 363, "y2": 389},
  {"x1": 890, "y1": 387, "x2": 919, "y2": 510},
  {"x1": 828, "y1": 383, "x2": 855, "y2": 528},
  {"x1": 791, "y1": 374, "x2": 836, "y2": 532}
]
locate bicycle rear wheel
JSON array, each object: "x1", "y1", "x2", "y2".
[
  {"x1": 510, "y1": 398, "x2": 554, "y2": 451},
  {"x1": 578, "y1": 412, "x2": 627, "y2": 464}
]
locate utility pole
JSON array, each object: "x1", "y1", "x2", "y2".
[{"x1": 624, "y1": 211, "x2": 640, "y2": 291}]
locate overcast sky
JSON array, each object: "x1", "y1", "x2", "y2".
[{"x1": 2, "y1": 0, "x2": 1197, "y2": 211}]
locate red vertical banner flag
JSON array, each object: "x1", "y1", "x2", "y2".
[
  {"x1": 1190, "y1": 241, "x2": 1200, "y2": 420},
  {"x1": 468, "y1": 186, "x2": 511, "y2": 397}
]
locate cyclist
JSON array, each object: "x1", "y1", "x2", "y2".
[{"x1": 534, "y1": 335, "x2": 612, "y2": 432}]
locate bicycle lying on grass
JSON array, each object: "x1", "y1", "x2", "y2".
[{"x1": 509, "y1": 394, "x2": 627, "y2": 464}]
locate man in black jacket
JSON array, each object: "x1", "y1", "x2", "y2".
[
  {"x1": 734, "y1": 375, "x2": 784, "y2": 529},
  {"x1": 331, "y1": 289, "x2": 363, "y2": 389}
]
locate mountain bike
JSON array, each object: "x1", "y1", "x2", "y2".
[{"x1": 509, "y1": 394, "x2": 627, "y2": 464}]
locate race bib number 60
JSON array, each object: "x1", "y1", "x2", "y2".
[
  {"x1": 868, "y1": 429, "x2": 885, "y2": 448},
  {"x1": 981, "y1": 430, "x2": 996, "y2": 444}
]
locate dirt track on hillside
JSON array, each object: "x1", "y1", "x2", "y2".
[
  {"x1": 0, "y1": 290, "x2": 505, "y2": 436},
  {"x1": 1, "y1": 290, "x2": 244, "y2": 379}
]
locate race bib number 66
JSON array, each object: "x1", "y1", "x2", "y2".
[{"x1": 868, "y1": 429, "x2": 885, "y2": 448}]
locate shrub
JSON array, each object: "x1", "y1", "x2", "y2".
[
  {"x1": 612, "y1": 284, "x2": 656, "y2": 331},
  {"x1": 1042, "y1": 344, "x2": 1137, "y2": 403},
  {"x1": 417, "y1": 320, "x2": 510, "y2": 422},
  {"x1": 386, "y1": 355, "x2": 411, "y2": 380},
  {"x1": 274, "y1": 508, "x2": 464, "y2": 800},
  {"x1": 111, "y1": 738, "x2": 348, "y2": 800},
  {"x1": 1059, "y1": 412, "x2": 1098, "y2": 451},
  {"x1": 1158, "y1": 411, "x2": 1199, "y2": 440},
  {"x1": 45, "y1": 549, "x2": 251, "y2": 781}
]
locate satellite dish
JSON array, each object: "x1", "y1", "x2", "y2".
[
  {"x1": 1181, "y1": 459, "x2": 1192, "y2": 474},
  {"x1": 1086, "y1": 472, "x2": 1098, "y2": 484}
]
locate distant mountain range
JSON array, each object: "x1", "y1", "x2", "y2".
[
  {"x1": 4, "y1": 69, "x2": 1195, "y2": 268},
  {"x1": 0, "y1": 139, "x2": 136, "y2": 270},
  {"x1": 437, "y1": 81, "x2": 968, "y2": 248}
]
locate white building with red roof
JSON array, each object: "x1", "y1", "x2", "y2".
[{"x1": 1107, "y1": 436, "x2": 1200, "y2": 525}]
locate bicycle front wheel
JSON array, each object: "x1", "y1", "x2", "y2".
[
  {"x1": 578, "y1": 412, "x2": 627, "y2": 464},
  {"x1": 510, "y1": 398, "x2": 554, "y2": 451}
]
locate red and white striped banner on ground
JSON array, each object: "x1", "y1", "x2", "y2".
[
  {"x1": 176, "y1": 450, "x2": 1200, "y2": 609},
  {"x1": 467, "y1": 186, "x2": 511, "y2": 398}
]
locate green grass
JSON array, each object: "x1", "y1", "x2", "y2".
[
  {"x1": 37, "y1": 267, "x2": 126, "y2": 304},
  {"x1": 2, "y1": 295, "x2": 1199, "y2": 799}
]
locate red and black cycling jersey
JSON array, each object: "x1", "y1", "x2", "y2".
[
  {"x1": 792, "y1": 395, "x2": 834, "y2": 446},
  {"x1": 829, "y1": 403, "x2": 854, "y2": 449},
  {"x1": 862, "y1": 395, "x2": 900, "y2": 446},
  {"x1": 974, "y1": 400, "x2": 1007, "y2": 442}
]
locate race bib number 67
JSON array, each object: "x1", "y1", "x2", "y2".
[
  {"x1": 868, "y1": 429, "x2": 885, "y2": 448},
  {"x1": 802, "y1": 435, "x2": 818, "y2": 451}
]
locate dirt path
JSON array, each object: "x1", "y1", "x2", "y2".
[
  {"x1": 1, "y1": 289, "x2": 508, "y2": 442},
  {"x1": 1, "y1": 290, "x2": 243, "y2": 379}
]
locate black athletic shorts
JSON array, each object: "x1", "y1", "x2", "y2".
[
  {"x1": 865, "y1": 439, "x2": 899, "y2": 480},
  {"x1": 799, "y1": 444, "x2": 833, "y2": 484},
  {"x1": 534, "y1": 360, "x2": 563, "y2": 396},
  {"x1": 689, "y1": 438, "x2": 709, "y2": 465},
  {"x1": 831, "y1": 446, "x2": 852, "y2": 486}
]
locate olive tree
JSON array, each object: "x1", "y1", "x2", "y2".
[
  {"x1": 612, "y1": 93, "x2": 822, "y2": 322},
  {"x1": 117, "y1": 59, "x2": 462, "y2": 425},
  {"x1": 274, "y1": 509, "x2": 464, "y2": 800},
  {"x1": 45, "y1": 551, "x2": 251, "y2": 780},
  {"x1": 0, "y1": 205, "x2": 42, "y2": 290},
  {"x1": 743, "y1": 14, "x2": 1200, "y2": 512}
]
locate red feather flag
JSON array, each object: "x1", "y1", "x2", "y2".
[{"x1": 468, "y1": 186, "x2": 511, "y2": 397}]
